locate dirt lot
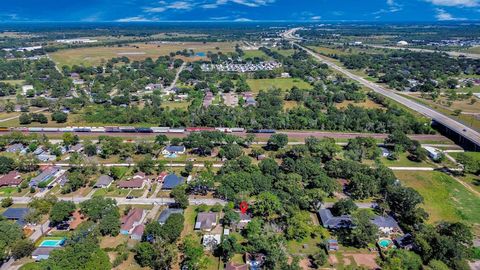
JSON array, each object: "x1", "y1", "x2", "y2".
[{"x1": 344, "y1": 253, "x2": 379, "y2": 269}]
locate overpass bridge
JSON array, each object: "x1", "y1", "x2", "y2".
[{"x1": 282, "y1": 29, "x2": 480, "y2": 151}]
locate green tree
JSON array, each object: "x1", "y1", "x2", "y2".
[
  {"x1": 331, "y1": 198, "x2": 358, "y2": 216},
  {"x1": 1, "y1": 197, "x2": 13, "y2": 208},
  {"x1": 52, "y1": 111, "x2": 68, "y2": 123},
  {"x1": 267, "y1": 134, "x2": 288, "y2": 150},
  {"x1": 381, "y1": 249, "x2": 422, "y2": 270},
  {"x1": 49, "y1": 201, "x2": 76, "y2": 225},
  {"x1": 216, "y1": 236, "x2": 240, "y2": 262},
  {"x1": 99, "y1": 211, "x2": 120, "y2": 236},
  {"x1": 171, "y1": 185, "x2": 189, "y2": 209},
  {"x1": 252, "y1": 192, "x2": 283, "y2": 222},
  {"x1": 340, "y1": 209, "x2": 377, "y2": 248},
  {"x1": 11, "y1": 239, "x2": 35, "y2": 259},
  {"x1": 0, "y1": 156, "x2": 15, "y2": 174},
  {"x1": 182, "y1": 234, "x2": 208, "y2": 270},
  {"x1": 311, "y1": 249, "x2": 327, "y2": 268}
]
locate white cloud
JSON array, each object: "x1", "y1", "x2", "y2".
[
  {"x1": 426, "y1": 0, "x2": 479, "y2": 7},
  {"x1": 167, "y1": 1, "x2": 193, "y2": 9},
  {"x1": 234, "y1": 17, "x2": 253, "y2": 21},
  {"x1": 310, "y1": 16, "x2": 321, "y2": 20},
  {"x1": 144, "y1": 7, "x2": 166, "y2": 12},
  {"x1": 116, "y1": 16, "x2": 157, "y2": 22},
  {"x1": 435, "y1": 8, "x2": 466, "y2": 20},
  {"x1": 202, "y1": 0, "x2": 275, "y2": 9},
  {"x1": 144, "y1": 1, "x2": 194, "y2": 13}
]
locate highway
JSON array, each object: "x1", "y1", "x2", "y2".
[{"x1": 282, "y1": 28, "x2": 480, "y2": 149}]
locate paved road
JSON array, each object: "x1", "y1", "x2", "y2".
[
  {"x1": 4, "y1": 196, "x2": 225, "y2": 206},
  {"x1": 282, "y1": 29, "x2": 480, "y2": 149},
  {"x1": 366, "y1": 44, "x2": 480, "y2": 60}
]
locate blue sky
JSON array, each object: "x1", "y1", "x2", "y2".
[{"x1": 0, "y1": 0, "x2": 479, "y2": 22}]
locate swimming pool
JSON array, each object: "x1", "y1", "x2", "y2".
[
  {"x1": 39, "y1": 239, "x2": 65, "y2": 247},
  {"x1": 195, "y1": 52, "x2": 206, "y2": 57},
  {"x1": 378, "y1": 238, "x2": 393, "y2": 248}
]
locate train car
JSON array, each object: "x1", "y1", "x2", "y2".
[
  {"x1": 151, "y1": 127, "x2": 169, "y2": 133},
  {"x1": 168, "y1": 128, "x2": 185, "y2": 133},
  {"x1": 15, "y1": 127, "x2": 29, "y2": 132},
  {"x1": 215, "y1": 127, "x2": 232, "y2": 133},
  {"x1": 120, "y1": 126, "x2": 137, "y2": 133},
  {"x1": 42, "y1": 128, "x2": 60, "y2": 132},
  {"x1": 231, "y1": 128, "x2": 245, "y2": 133},
  {"x1": 105, "y1": 126, "x2": 121, "y2": 133},
  {"x1": 73, "y1": 127, "x2": 92, "y2": 132},
  {"x1": 247, "y1": 129, "x2": 276, "y2": 134},
  {"x1": 136, "y1": 127, "x2": 153, "y2": 133},
  {"x1": 59, "y1": 127, "x2": 74, "y2": 132},
  {"x1": 28, "y1": 127, "x2": 42, "y2": 132},
  {"x1": 186, "y1": 127, "x2": 215, "y2": 132},
  {"x1": 0, "y1": 127, "x2": 8, "y2": 132},
  {"x1": 91, "y1": 127, "x2": 106, "y2": 133}
]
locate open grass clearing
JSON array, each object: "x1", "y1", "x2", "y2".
[
  {"x1": 50, "y1": 42, "x2": 236, "y2": 67},
  {"x1": 394, "y1": 171, "x2": 480, "y2": 226},
  {"x1": 246, "y1": 78, "x2": 313, "y2": 94}
]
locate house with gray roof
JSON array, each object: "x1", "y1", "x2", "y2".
[
  {"x1": 318, "y1": 209, "x2": 353, "y2": 229},
  {"x1": 30, "y1": 166, "x2": 60, "y2": 187},
  {"x1": 158, "y1": 208, "x2": 183, "y2": 225},
  {"x1": 2, "y1": 207, "x2": 31, "y2": 226},
  {"x1": 162, "y1": 145, "x2": 186, "y2": 155},
  {"x1": 195, "y1": 212, "x2": 218, "y2": 231},
  {"x1": 32, "y1": 247, "x2": 57, "y2": 261},
  {"x1": 94, "y1": 175, "x2": 113, "y2": 188},
  {"x1": 6, "y1": 143, "x2": 25, "y2": 153},
  {"x1": 371, "y1": 215, "x2": 400, "y2": 234}
]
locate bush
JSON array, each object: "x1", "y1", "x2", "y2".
[{"x1": 1, "y1": 197, "x2": 13, "y2": 208}]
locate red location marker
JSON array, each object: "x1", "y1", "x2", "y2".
[{"x1": 239, "y1": 201, "x2": 248, "y2": 214}]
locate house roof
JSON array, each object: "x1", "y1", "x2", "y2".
[
  {"x1": 318, "y1": 209, "x2": 353, "y2": 229},
  {"x1": 117, "y1": 177, "x2": 144, "y2": 188},
  {"x1": 2, "y1": 207, "x2": 30, "y2": 226},
  {"x1": 0, "y1": 171, "x2": 22, "y2": 187},
  {"x1": 32, "y1": 247, "x2": 56, "y2": 256},
  {"x1": 31, "y1": 166, "x2": 60, "y2": 186},
  {"x1": 132, "y1": 224, "x2": 145, "y2": 237},
  {"x1": 371, "y1": 215, "x2": 399, "y2": 229},
  {"x1": 7, "y1": 143, "x2": 24, "y2": 152},
  {"x1": 95, "y1": 175, "x2": 113, "y2": 187},
  {"x1": 195, "y1": 212, "x2": 217, "y2": 230},
  {"x1": 162, "y1": 174, "x2": 184, "y2": 189},
  {"x1": 164, "y1": 145, "x2": 186, "y2": 153},
  {"x1": 121, "y1": 208, "x2": 144, "y2": 231},
  {"x1": 158, "y1": 208, "x2": 183, "y2": 224},
  {"x1": 225, "y1": 262, "x2": 248, "y2": 270},
  {"x1": 69, "y1": 144, "x2": 83, "y2": 152}
]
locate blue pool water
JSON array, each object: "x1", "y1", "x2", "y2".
[
  {"x1": 195, "y1": 52, "x2": 206, "y2": 57},
  {"x1": 40, "y1": 239, "x2": 65, "y2": 247},
  {"x1": 378, "y1": 239, "x2": 392, "y2": 248}
]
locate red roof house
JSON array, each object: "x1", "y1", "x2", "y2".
[{"x1": 0, "y1": 171, "x2": 22, "y2": 187}]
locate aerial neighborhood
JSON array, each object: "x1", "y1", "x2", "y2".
[{"x1": 0, "y1": 15, "x2": 479, "y2": 270}]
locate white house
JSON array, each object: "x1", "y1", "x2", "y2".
[
  {"x1": 22, "y1": 85, "x2": 34, "y2": 95},
  {"x1": 397, "y1": 40, "x2": 409, "y2": 46},
  {"x1": 162, "y1": 145, "x2": 186, "y2": 155},
  {"x1": 202, "y1": 234, "x2": 221, "y2": 250},
  {"x1": 423, "y1": 146, "x2": 442, "y2": 160}
]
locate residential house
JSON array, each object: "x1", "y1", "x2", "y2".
[
  {"x1": 156, "y1": 171, "x2": 169, "y2": 182},
  {"x1": 194, "y1": 212, "x2": 217, "y2": 231},
  {"x1": 246, "y1": 253, "x2": 266, "y2": 270},
  {"x1": 424, "y1": 146, "x2": 442, "y2": 160},
  {"x1": 2, "y1": 207, "x2": 30, "y2": 226},
  {"x1": 162, "y1": 174, "x2": 184, "y2": 190},
  {"x1": 37, "y1": 154, "x2": 56, "y2": 162},
  {"x1": 162, "y1": 145, "x2": 186, "y2": 155},
  {"x1": 69, "y1": 143, "x2": 83, "y2": 153},
  {"x1": 30, "y1": 166, "x2": 60, "y2": 187},
  {"x1": 202, "y1": 234, "x2": 221, "y2": 250},
  {"x1": 318, "y1": 208, "x2": 353, "y2": 229},
  {"x1": 394, "y1": 233, "x2": 414, "y2": 250},
  {"x1": 225, "y1": 262, "x2": 248, "y2": 270},
  {"x1": 94, "y1": 175, "x2": 113, "y2": 188},
  {"x1": 380, "y1": 147, "x2": 391, "y2": 158},
  {"x1": 58, "y1": 173, "x2": 69, "y2": 187},
  {"x1": 158, "y1": 208, "x2": 184, "y2": 225},
  {"x1": 120, "y1": 208, "x2": 145, "y2": 235},
  {"x1": 233, "y1": 212, "x2": 252, "y2": 231},
  {"x1": 0, "y1": 171, "x2": 22, "y2": 187},
  {"x1": 32, "y1": 247, "x2": 57, "y2": 261},
  {"x1": 22, "y1": 85, "x2": 34, "y2": 95},
  {"x1": 371, "y1": 215, "x2": 401, "y2": 235},
  {"x1": 117, "y1": 172, "x2": 148, "y2": 189},
  {"x1": 6, "y1": 143, "x2": 25, "y2": 153},
  {"x1": 145, "y1": 83, "x2": 162, "y2": 91},
  {"x1": 131, "y1": 224, "x2": 145, "y2": 241}
]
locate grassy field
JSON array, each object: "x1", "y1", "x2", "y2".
[
  {"x1": 394, "y1": 171, "x2": 480, "y2": 225},
  {"x1": 246, "y1": 78, "x2": 313, "y2": 94},
  {"x1": 242, "y1": 50, "x2": 270, "y2": 59},
  {"x1": 0, "y1": 79, "x2": 25, "y2": 86},
  {"x1": 464, "y1": 46, "x2": 480, "y2": 54},
  {"x1": 50, "y1": 42, "x2": 236, "y2": 67}
]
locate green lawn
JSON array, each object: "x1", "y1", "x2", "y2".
[
  {"x1": 246, "y1": 78, "x2": 313, "y2": 94},
  {"x1": 242, "y1": 50, "x2": 269, "y2": 59},
  {"x1": 379, "y1": 153, "x2": 435, "y2": 168},
  {"x1": 394, "y1": 171, "x2": 480, "y2": 225}
]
